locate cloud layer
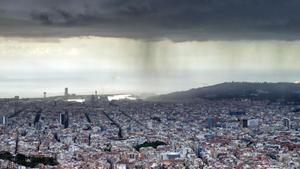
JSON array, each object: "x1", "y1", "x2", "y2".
[{"x1": 1, "y1": 0, "x2": 300, "y2": 40}]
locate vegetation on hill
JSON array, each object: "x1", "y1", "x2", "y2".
[
  {"x1": 148, "y1": 82, "x2": 300, "y2": 102},
  {"x1": 0, "y1": 151, "x2": 59, "y2": 167},
  {"x1": 134, "y1": 141, "x2": 167, "y2": 151}
]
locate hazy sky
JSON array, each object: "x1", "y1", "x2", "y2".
[{"x1": 0, "y1": 0, "x2": 300, "y2": 97}]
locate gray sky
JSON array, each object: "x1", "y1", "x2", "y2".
[
  {"x1": 2, "y1": 0, "x2": 300, "y2": 40},
  {"x1": 0, "y1": 0, "x2": 300, "y2": 97}
]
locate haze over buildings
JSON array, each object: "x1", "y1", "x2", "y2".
[{"x1": 1, "y1": 1, "x2": 300, "y2": 168}]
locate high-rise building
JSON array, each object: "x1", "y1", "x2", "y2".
[
  {"x1": 65, "y1": 111, "x2": 69, "y2": 128},
  {"x1": 60, "y1": 113, "x2": 65, "y2": 126},
  {"x1": 64, "y1": 88, "x2": 69, "y2": 98},
  {"x1": 283, "y1": 118, "x2": 290, "y2": 129},
  {"x1": 43, "y1": 92, "x2": 47, "y2": 99},
  {"x1": 60, "y1": 111, "x2": 69, "y2": 128},
  {"x1": 0, "y1": 116, "x2": 6, "y2": 125},
  {"x1": 207, "y1": 117, "x2": 216, "y2": 129},
  {"x1": 88, "y1": 133, "x2": 91, "y2": 146},
  {"x1": 242, "y1": 119, "x2": 248, "y2": 128}
]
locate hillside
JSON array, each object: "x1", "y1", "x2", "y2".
[{"x1": 147, "y1": 82, "x2": 300, "y2": 102}]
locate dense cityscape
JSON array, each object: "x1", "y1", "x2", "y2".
[
  {"x1": 0, "y1": 87, "x2": 299, "y2": 169},
  {"x1": 2, "y1": 0, "x2": 300, "y2": 169}
]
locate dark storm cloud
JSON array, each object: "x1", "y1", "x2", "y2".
[{"x1": 1, "y1": 0, "x2": 300, "y2": 40}]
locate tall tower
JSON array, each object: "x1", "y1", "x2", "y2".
[
  {"x1": 1, "y1": 116, "x2": 6, "y2": 125},
  {"x1": 64, "y1": 88, "x2": 69, "y2": 99},
  {"x1": 60, "y1": 113, "x2": 65, "y2": 125},
  {"x1": 43, "y1": 92, "x2": 47, "y2": 99},
  {"x1": 60, "y1": 112, "x2": 69, "y2": 128},
  {"x1": 207, "y1": 117, "x2": 216, "y2": 129},
  {"x1": 283, "y1": 118, "x2": 290, "y2": 129}
]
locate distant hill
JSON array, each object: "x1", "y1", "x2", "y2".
[{"x1": 147, "y1": 82, "x2": 300, "y2": 102}]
